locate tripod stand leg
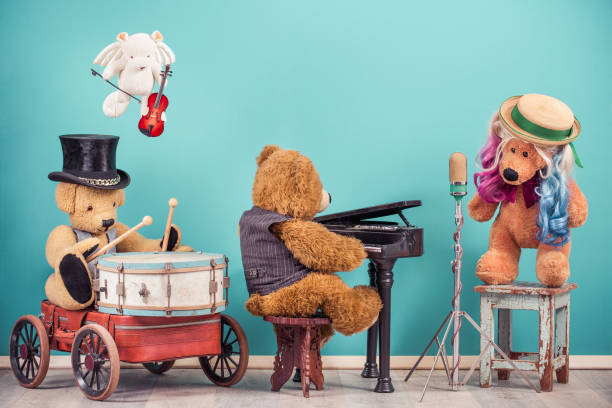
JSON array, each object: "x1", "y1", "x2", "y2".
[
  {"x1": 435, "y1": 337, "x2": 452, "y2": 384},
  {"x1": 462, "y1": 312, "x2": 540, "y2": 393},
  {"x1": 460, "y1": 340, "x2": 491, "y2": 386},
  {"x1": 404, "y1": 311, "x2": 452, "y2": 382},
  {"x1": 419, "y1": 314, "x2": 455, "y2": 402}
]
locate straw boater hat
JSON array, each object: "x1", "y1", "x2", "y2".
[{"x1": 498, "y1": 94, "x2": 582, "y2": 166}]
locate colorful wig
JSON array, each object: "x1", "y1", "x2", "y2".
[{"x1": 474, "y1": 114, "x2": 574, "y2": 248}]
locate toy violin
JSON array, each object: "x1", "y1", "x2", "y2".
[{"x1": 138, "y1": 64, "x2": 172, "y2": 137}]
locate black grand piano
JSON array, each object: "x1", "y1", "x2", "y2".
[{"x1": 315, "y1": 200, "x2": 423, "y2": 393}]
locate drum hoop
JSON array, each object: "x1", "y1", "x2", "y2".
[
  {"x1": 98, "y1": 251, "x2": 227, "y2": 270},
  {"x1": 96, "y1": 300, "x2": 227, "y2": 311},
  {"x1": 97, "y1": 264, "x2": 227, "y2": 274}
]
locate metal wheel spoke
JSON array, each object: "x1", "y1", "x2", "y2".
[
  {"x1": 212, "y1": 356, "x2": 220, "y2": 372},
  {"x1": 227, "y1": 338, "x2": 239, "y2": 346},
  {"x1": 227, "y1": 355, "x2": 239, "y2": 368},
  {"x1": 96, "y1": 336, "x2": 102, "y2": 354},
  {"x1": 26, "y1": 359, "x2": 32, "y2": 379},
  {"x1": 231, "y1": 350, "x2": 241, "y2": 355},
  {"x1": 33, "y1": 332, "x2": 39, "y2": 347},
  {"x1": 223, "y1": 326, "x2": 232, "y2": 344},
  {"x1": 19, "y1": 357, "x2": 27, "y2": 371},
  {"x1": 32, "y1": 357, "x2": 39, "y2": 370},
  {"x1": 95, "y1": 369, "x2": 101, "y2": 391},
  {"x1": 223, "y1": 357, "x2": 234, "y2": 376},
  {"x1": 18, "y1": 331, "x2": 27, "y2": 346},
  {"x1": 83, "y1": 337, "x2": 93, "y2": 354},
  {"x1": 83, "y1": 369, "x2": 91, "y2": 381},
  {"x1": 88, "y1": 369, "x2": 95, "y2": 388},
  {"x1": 88, "y1": 333, "x2": 96, "y2": 353},
  {"x1": 100, "y1": 366, "x2": 110, "y2": 381},
  {"x1": 220, "y1": 356, "x2": 225, "y2": 377},
  {"x1": 24, "y1": 325, "x2": 31, "y2": 343}
]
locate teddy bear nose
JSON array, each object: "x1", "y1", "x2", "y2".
[
  {"x1": 503, "y1": 168, "x2": 519, "y2": 181},
  {"x1": 328, "y1": 192, "x2": 332, "y2": 204},
  {"x1": 102, "y1": 219, "x2": 115, "y2": 229}
]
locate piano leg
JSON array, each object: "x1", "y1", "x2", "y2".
[
  {"x1": 374, "y1": 258, "x2": 396, "y2": 393},
  {"x1": 361, "y1": 261, "x2": 380, "y2": 378}
]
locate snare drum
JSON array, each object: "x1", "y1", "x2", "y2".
[{"x1": 95, "y1": 251, "x2": 229, "y2": 316}]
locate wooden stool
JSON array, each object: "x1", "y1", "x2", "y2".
[
  {"x1": 264, "y1": 316, "x2": 330, "y2": 398},
  {"x1": 474, "y1": 281, "x2": 576, "y2": 392}
]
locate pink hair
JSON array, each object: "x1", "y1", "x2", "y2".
[{"x1": 473, "y1": 115, "x2": 516, "y2": 203}]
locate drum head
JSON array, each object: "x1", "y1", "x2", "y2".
[{"x1": 98, "y1": 251, "x2": 226, "y2": 270}]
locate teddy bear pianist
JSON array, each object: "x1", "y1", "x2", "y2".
[
  {"x1": 45, "y1": 134, "x2": 190, "y2": 310},
  {"x1": 239, "y1": 145, "x2": 382, "y2": 340}
]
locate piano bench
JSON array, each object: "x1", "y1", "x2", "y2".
[
  {"x1": 474, "y1": 281, "x2": 576, "y2": 392},
  {"x1": 263, "y1": 315, "x2": 331, "y2": 398}
]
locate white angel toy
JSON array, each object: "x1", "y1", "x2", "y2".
[{"x1": 93, "y1": 31, "x2": 175, "y2": 118}]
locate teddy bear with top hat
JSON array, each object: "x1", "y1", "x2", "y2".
[
  {"x1": 469, "y1": 94, "x2": 588, "y2": 287},
  {"x1": 45, "y1": 134, "x2": 191, "y2": 310}
]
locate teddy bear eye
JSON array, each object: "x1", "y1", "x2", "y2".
[
  {"x1": 113, "y1": 202, "x2": 116, "y2": 207},
  {"x1": 130, "y1": 56, "x2": 134, "y2": 59},
  {"x1": 523, "y1": 151, "x2": 528, "y2": 158},
  {"x1": 147, "y1": 55, "x2": 150, "y2": 58},
  {"x1": 511, "y1": 148, "x2": 516, "y2": 153},
  {"x1": 87, "y1": 205, "x2": 93, "y2": 211}
]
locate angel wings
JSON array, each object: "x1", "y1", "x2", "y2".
[{"x1": 93, "y1": 31, "x2": 175, "y2": 118}]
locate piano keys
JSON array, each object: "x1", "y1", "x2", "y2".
[{"x1": 315, "y1": 200, "x2": 424, "y2": 393}]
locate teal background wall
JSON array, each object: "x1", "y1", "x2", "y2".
[{"x1": 1, "y1": 0, "x2": 610, "y2": 357}]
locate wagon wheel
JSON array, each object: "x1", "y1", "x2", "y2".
[
  {"x1": 143, "y1": 360, "x2": 175, "y2": 374},
  {"x1": 71, "y1": 324, "x2": 120, "y2": 401},
  {"x1": 9, "y1": 315, "x2": 50, "y2": 388},
  {"x1": 199, "y1": 314, "x2": 249, "y2": 386}
]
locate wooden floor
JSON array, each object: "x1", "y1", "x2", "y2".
[{"x1": 1, "y1": 368, "x2": 611, "y2": 407}]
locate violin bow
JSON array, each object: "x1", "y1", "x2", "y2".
[{"x1": 90, "y1": 68, "x2": 142, "y2": 104}]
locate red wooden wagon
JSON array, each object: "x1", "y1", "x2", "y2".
[{"x1": 9, "y1": 300, "x2": 248, "y2": 400}]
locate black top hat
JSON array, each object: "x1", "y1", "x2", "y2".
[{"x1": 48, "y1": 134, "x2": 130, "y2": 190}]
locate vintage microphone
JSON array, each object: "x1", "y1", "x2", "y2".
[
  {"x1": 405, "y1": 153, "x2": 539, "y2": 401},
  {"x1": 448, "y1": 152, "x2": 467, "y2": 390}
]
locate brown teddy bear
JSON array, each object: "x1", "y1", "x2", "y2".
[
  {"x1": 469, "y1": 94, "x2": 588, "y2": 287},
  {"x1": 239, "y1": 145, "x2": 382, "y2": 338},
  {"x1": 45, "y1": 135, "x2": 190, "y2": 310}
]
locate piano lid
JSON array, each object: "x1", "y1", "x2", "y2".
[{"x1": 315, "y1": 200, "x2": 421, "y2": 224}]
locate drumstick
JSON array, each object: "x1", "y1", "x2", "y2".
[
  {"x1": 161, "y1": 198, "x2": 178, "y2": 251},
  {"x1": 86, "y1": 216, "x2": 153, "y2": 262}
]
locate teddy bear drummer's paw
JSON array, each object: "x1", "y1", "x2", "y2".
[
  {"x1": 53, "y1": 239, "x2": 98, "y2": 307},
  {"x1": 159, "y1": 224, "x2": 182, "y2": 251}
]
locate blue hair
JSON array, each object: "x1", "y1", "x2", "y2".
[{"x1": 536, "y1": 153, "x2": 570, "y2": 248}]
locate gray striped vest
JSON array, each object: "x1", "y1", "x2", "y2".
[
  {"x1": 239, "y1": 206, "x2": 314, "y2": 296},
  {"x1": 73, "y1": 227, "x2": 117, "y2": 278}
]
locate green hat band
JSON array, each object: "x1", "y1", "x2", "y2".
[
  {"x1": 510, "y1": 104, "x2": 573, "y2": 141},
  {"x1": 510, "y1": 104, "x2": 583, "y2": 168}
]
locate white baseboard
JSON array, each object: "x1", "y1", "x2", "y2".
[{"x1": 1, "y1": 355, "x2": 611, "y2": 370}]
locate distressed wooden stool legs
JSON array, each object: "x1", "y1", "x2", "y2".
[
  {"x1": 497, "y1": 308, "x2": 512, "y2": 381},
  {"x1": 475, "y1": 282, "x2": 575, "y2": 392},
  {"x1": 264, "y1": 316, "x2": 329, "y2": 398}
]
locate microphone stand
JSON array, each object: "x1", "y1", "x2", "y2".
[{"x1": 404, "y1": 164, "x2": 539, "y2": 401}]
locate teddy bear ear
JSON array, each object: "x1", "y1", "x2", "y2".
[
  {"x1": 116, "y1": 32, "x2": 128, "y2": 42},
  {"x1": 55, "y1": 183, "x2": 77, "y2": 214},
  {"x1": 256, "y1": 145, "x2": 281, "y2": 167},
  {"x1": 151, "y1": 31, "x2": 163, "y2": 42},
  {"x1": 116, "y1": 189, "x2": 125, "y2": 207}
]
